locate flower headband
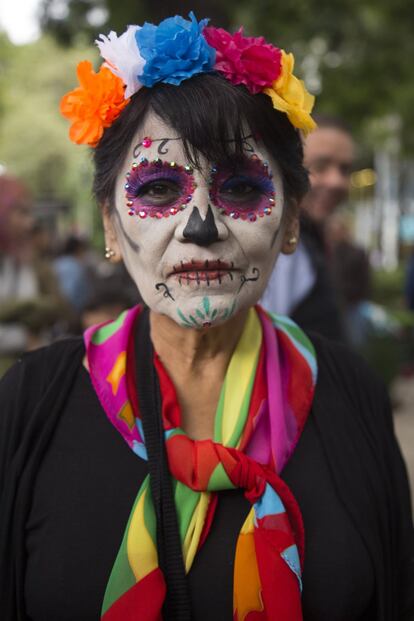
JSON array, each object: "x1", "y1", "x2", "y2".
[{"x1": 60, "y1": 12, "x2": 316, "y2": 147}]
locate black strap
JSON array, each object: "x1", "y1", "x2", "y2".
[{"x1": 135, "y1": 308, "x2": 192, "y2": 621}]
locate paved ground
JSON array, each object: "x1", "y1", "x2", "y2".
[{"x1": 391, "y1": 376, "x2": 414, "y2": 511}]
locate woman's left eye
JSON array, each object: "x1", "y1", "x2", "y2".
[{"x1": 219, "y1": 178, "x2": 262, "y2": 203}]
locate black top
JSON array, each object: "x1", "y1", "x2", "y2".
[
  {"x1": 0, "y1": 334, "x2": 413, "y2": 620},
  {"x1": 24, "y1": 366, "x2": 374, "y2": 621},
  {"x1": 292, "y1": 215, "x2": 346, "y2": 342}
]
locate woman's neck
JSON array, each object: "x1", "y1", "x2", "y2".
[
  {"x1": 150, "y1": 307, "x2": 249, "y2": 371},
  {"x1": 149, "y1": 307, "x2": 249, "y2": 440}
]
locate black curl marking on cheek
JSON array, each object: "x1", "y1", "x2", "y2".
[
  {"x1": 113, "y1": 209, "x2": 140, "y2": 253},
  {"x1": 238, "y1": 267, "x2": 260, "y2": 292},
  {"x1": 155, "y1": 282, "x2": 175, "y2": 301},
  {"x1": 183, "y1": 205, "x2": 219, "y2": 247}
]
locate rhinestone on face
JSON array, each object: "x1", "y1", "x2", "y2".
[
  {"x1": 268, "y1": 197, "x2": 275, "y2": 205},
  {"x1": 230, "y1": 211, "x2": 240, "y2": 220},
  {"x1": 169, "y1": 207, "x2": 178, "y2": 215},
  {"x1": 248, "y1": 213, "x2": 257, "y2": 222},
  {"x1": 142, "y1": 137, "x2": 152, "y2": 148},
  {"x1": 180, "y1": 204, "x2": 187, "y2": 211},
  {"x1": 124, "y1": 183, "x2": 130, "y2": 190},
  {"x1": 170, "y1": 161, "x2": 176, "y2": 168},
  {"x1": 132, "y1": 162, "x2": 138, "y2": 169},
  {"x1": 264, "y1": 207, "x2": 272, "y2": 216},
  {"x1": 153, "y1": 158, "x2": 162, "y2": 166},
  {"x1": 155, "y1": 212, "x2": 163, "y2": 219},
  {"x1": 184, "y1": 165, "x2": 193, "y2": 174},
  {"x1": 140, "y1": 157, "x2": 148, "y2": 165},
  {"x1": 128, "y1": 210, "x2": 135, "y2": 216},
  {"x1": 138, "y1": 210, "x2": 147, "y2": 219}
]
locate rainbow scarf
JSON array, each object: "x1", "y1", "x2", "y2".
[{"x1": 85, "y1": 305, "x2": 317, "y2": 620}]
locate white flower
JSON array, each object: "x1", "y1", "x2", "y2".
[{"x1": 96, "y1": 25, "x2": 145, "y2": 99}]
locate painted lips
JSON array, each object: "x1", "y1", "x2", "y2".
[{"x1": 170, "y1": 260, "x2": 235, "y2": 285}]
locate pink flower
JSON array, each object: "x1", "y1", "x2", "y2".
[{"x1": 204, "y1": 26, "x2": 282, "y2": 94}]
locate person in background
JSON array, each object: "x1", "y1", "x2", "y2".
[
  {"x1": 261, "y1": 116, "x2": 355, "y2": 341},
  {"x1": 328, "y1": 214, "x2": 372, "y2": 348},
  {"x1": 54, "y1": 234, "x2": 94, "y2": 314},
  {"x1": 0, "y1": 175, "x2": 68, "y2": 375}
]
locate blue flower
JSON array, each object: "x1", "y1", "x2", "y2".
[{"x1": 135, "y1": 12, "x2": 216, "y2": 87}]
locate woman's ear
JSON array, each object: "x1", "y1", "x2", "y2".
[
  {"x1": 102, "y1": 204, "x2": 122, "y2": 262},
  {"x1": 281, "y1": 201, "x2": 300, "y2": 255}
]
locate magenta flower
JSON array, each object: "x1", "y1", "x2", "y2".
[{"x1": 204, "y1": 26, "x2": 282, "y2": 94}]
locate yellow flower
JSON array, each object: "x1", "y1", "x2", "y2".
[{"x1": 263, "y1": 50, "x2": 316, "y2": 134}]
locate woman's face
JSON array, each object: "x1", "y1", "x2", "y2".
[{"x1": 105, "y1": 112, "x2": 296, "y2": 328}]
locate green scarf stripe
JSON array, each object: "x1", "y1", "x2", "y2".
[
  {"x1": 213, "y1": 381, "x2": 227, "y2": 443},
  {"x1": 226, "y1": 362, "x2": 257, "y2": 448},
  {"x1": 174, "y1": 481, "x2": 200, "y2": 540},
  {"x1": 91, "y1": 310, "x2": 128, "y2": 345},
  {"x1": 101, "y1": 482, "x2": 148, "y2": 614},
  {"x1": 208, "y1": 461, "x2": 234, "y2": 490},
  {"x1": 268, "y1": 312, "x2": 315, "y2": 356},
  {"x1": 142, "y1": 480, "x2": 157, "y2": 544}
]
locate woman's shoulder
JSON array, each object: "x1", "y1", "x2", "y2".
[
  {"x1": 0, "y1": 337, "x2": 85, "y2": 403},
  {"x1": 307, "y1": 331, "x2": 390, "y2": 430}
]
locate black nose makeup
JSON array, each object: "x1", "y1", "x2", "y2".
[{"x1": 183, "y1": 205, "x2": 219, "y2": 246}]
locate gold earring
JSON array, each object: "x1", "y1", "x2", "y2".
[
  {"x1": 105, "y1": 247, "x2": 116, "y2": 259},
  {"x1": 287, "y1": 236, "x2": 298, "y2": 246}
]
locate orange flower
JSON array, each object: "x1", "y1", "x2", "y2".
[{"x1": 60, "y1": 60, "x2": 130, "y2": 147}]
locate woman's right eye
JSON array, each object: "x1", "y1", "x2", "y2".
[{"x1": 136, "y1": 180, "x2": 181, "y2": 205}]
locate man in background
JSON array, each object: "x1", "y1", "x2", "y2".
[{"x1": 261, "y1": 116, "x2": 355, "y2": 341}]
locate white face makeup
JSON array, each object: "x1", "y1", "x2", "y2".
[{"x1": 109, "y1": 112, "x2": 287, "y2": 329}]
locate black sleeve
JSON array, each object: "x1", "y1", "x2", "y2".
[
  {"x1": 377, "y1": 382, "x2": 414, "y2": 619},
  {"x1": 0, "y1": 353, "x2": 46, "y2": 496},
  {"x1": 0, "y1": 339, "x2": 84, "y2": 621},
  {"x1": 311, "y1": 333, "x2": 414, "y2": 619}
]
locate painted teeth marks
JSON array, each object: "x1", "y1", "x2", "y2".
[
  {"x1": 125, "y1": 159, "x2": 196, "y2": 220},
  {"x1": 209, "y1": 153, "x2": 276, "y2": 222},
  {"x1": 170, "y1": 258, "x2": 235, "y2": 287}
]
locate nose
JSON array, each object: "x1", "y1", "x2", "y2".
[
  {"x1": 318, "y1": 165, "x2": 350, "y2": 192},
  {"x1": 182, "y1": 205, "x2": 219, "y2": 246}
]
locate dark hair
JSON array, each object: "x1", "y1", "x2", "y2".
[{"x1": 93, "y1": 73, "x2": 309, "y2": 211}]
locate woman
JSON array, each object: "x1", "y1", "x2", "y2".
[{"x1": 0, "y1": 13, "x2": 413, "y2": 621}]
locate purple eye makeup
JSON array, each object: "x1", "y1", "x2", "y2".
[
  {"x1": 209, "y1": 154, "x2": 276, "y2": 222},
  {"x1": 125, "y1": 158, "x2": 196, "y2": 219}
]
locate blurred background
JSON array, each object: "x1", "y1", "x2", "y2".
[{"x1": 1, "y1": 0, "x2": 414, "y2": 496}]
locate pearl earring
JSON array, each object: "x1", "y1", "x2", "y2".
[{"x1": 105, "y1": 247, "x2": 116, "y2": 259}]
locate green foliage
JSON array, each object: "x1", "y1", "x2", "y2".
[
  {"x1": 0, "y1": 34, "x2": 98, "y2": 229},
  {"x1": 40, "y1": 0, "x2": 414, "y2": 153}
]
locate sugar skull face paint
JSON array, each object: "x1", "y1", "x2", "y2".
[
  {"x1": 107, "y1": 112, "x2": 290, "y2": 329},
  {"x1": 209, "y1": 155, "x2": 276, "y2": 222},
  {"x1": 125, "y1": 159, "x2": 196, "y2": 219}
]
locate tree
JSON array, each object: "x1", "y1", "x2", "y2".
[{"x1": 0, "y1": 34, "x2": 98, "y2": 230}]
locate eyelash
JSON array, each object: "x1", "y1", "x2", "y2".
[
  {"x1": 125, "y1": 159, "x2": 196, "y2": 219},
  {"x1": 209, "y1": 158, "x2": 276, "y2": 222}
]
